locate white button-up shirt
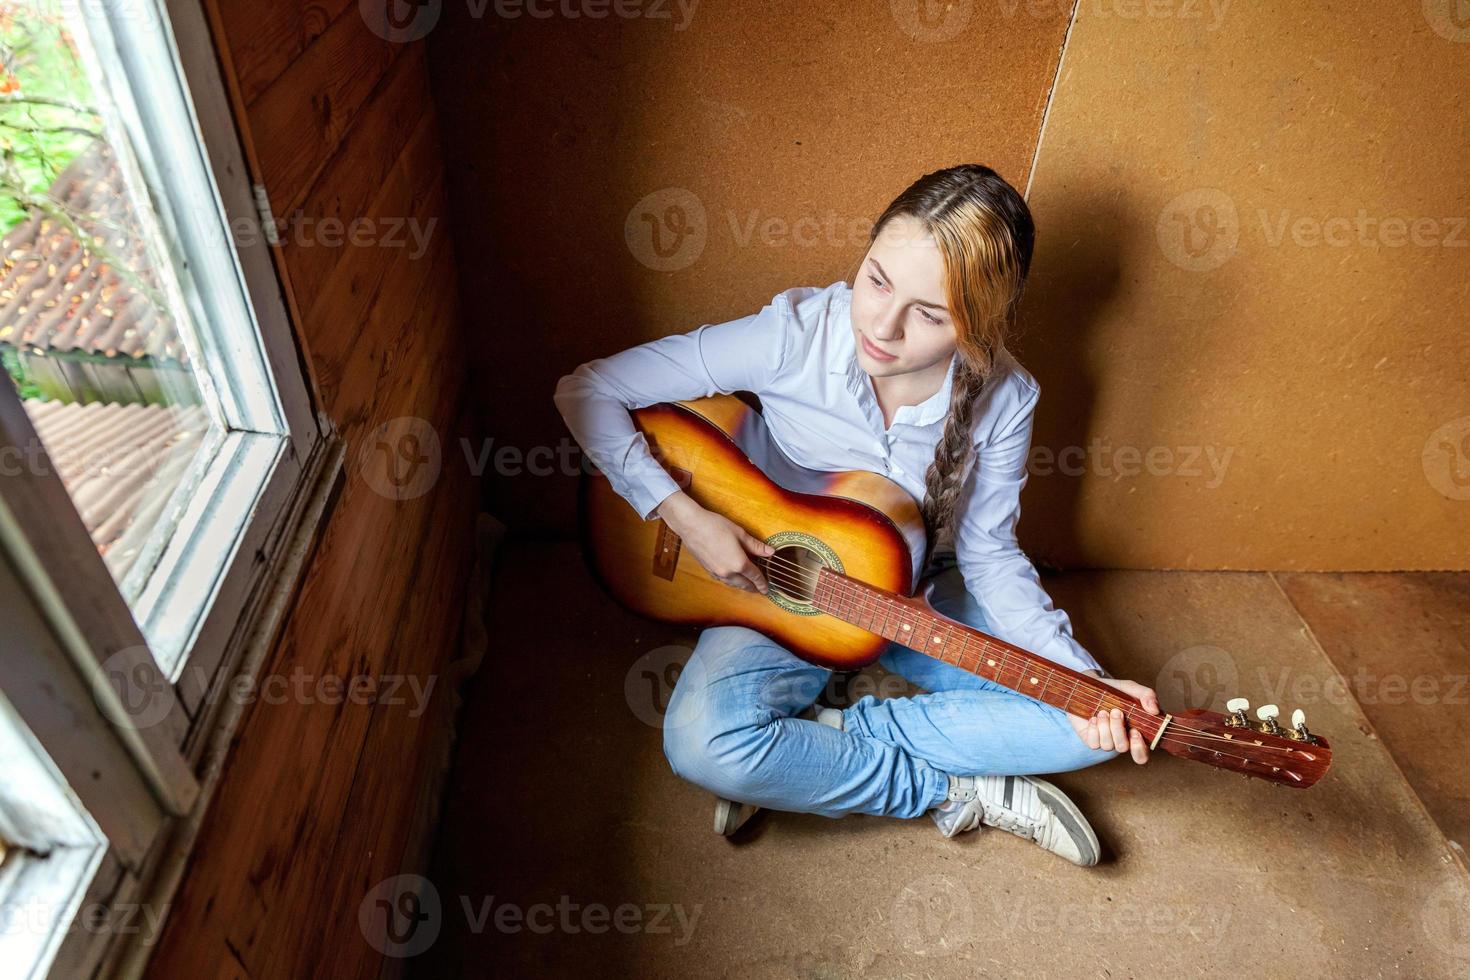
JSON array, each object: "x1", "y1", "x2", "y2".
[{"x1": 553, "y1": 279, "x2": 1102, "y2": 674}]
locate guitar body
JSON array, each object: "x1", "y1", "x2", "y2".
[{"x1": 579, "y1": 393, "x2": 926, "y2": 671}]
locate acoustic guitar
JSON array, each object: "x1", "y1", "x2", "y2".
[{"x1": 579, "y1": 394, "x2": 1331, "y2": 789}]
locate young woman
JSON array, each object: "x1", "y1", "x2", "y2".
[{"x1": 554, "y1": 165, "x2": 1160, "y2": 866}]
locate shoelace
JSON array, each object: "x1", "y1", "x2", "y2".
[{"x1": 980, "y1": 800, "x2": 1042, "y2": 841}]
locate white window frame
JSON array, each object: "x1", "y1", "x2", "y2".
[{"x1": 0, "y1": 0, "x2": 343, "y2": 975}]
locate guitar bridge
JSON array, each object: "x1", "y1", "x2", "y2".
[{"x1": 651, "y1": 465, "x2": 692, "y2": 581}]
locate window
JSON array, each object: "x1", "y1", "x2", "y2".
[{"x1": 0, "y1": 0, "x2": 337, "y2": 975}]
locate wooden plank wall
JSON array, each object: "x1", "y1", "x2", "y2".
[{"x1": 147, "y1": 2, "x2": 478, "y2": 976}]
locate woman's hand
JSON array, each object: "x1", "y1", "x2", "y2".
[
  {"x1": 1067, "y1": 672, "x2": 1161, "y2": 765},
  {"x1": 656, "y1": 491, "x2": 775, "y2": 594}
]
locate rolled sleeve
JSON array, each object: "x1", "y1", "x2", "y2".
[
  {"x1": 952, "y1": 384, "x2": 1104, "y2": 675},
  {"x1": 553, "y1": 289, "x2": 797, "y2": 521}
]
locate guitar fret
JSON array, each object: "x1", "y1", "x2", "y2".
[
  {"x1": 819, "y1": 570, "x2": 1116, "y2": 720},
  {"x1": 1062, "y1": 678, "x2": 1081, "y2": 715}
]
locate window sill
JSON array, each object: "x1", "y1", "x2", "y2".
[{"x1": 96, "y1": 432, "x2": 343, "y2": 978}]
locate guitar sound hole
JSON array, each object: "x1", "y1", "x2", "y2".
[{"x1": 768, "y1": 544, "x2": 824, "y2": 604}]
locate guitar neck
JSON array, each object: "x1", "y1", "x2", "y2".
[{"x1": 812, "y1": 567, "x2": 1162, "y2": 739}]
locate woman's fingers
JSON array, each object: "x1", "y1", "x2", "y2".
[
  {"x1": 1091, "y1": 708, "x2": 1153, "y2": 763},
  {"x1": 1109, "y1": 708, "x2": 1128, "y2": 752},
  {"x1": 740, "y1": 559, "x2": 768, "y2": 594},
  {"x1": 1096, "y1": 707, "x2": 1141, "y2": 756}
]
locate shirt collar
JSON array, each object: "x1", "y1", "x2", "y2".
[{"x1": 831, "y1": 288, "x2": 958, "y2": 428}]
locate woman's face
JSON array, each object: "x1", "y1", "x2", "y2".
[{"x1": 850, "y1": 213, "x2": 958, "y2": 380}]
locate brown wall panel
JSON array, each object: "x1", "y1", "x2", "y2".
[
  {"x1": 1019, "y1": 0, "x2": 1470, "y2": 570},
  {"x1": 424, "y1": 3, "x2": 1075, "y2": 535}
]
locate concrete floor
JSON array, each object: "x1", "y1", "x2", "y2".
[{"x1": 410, "y1": 539, "x2": 1470, "y2": 979}]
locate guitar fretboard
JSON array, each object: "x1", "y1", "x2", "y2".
[{"x1": 811, "y1": 567, "x2": 1161, "y2": 738}]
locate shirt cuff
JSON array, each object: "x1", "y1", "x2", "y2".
[
  {"x1": 626, "y1": 467, "x2": 682, "y2": 522},
  {"x1": 1038, "y1": 633, "x2": 1104, "y2": 676}
]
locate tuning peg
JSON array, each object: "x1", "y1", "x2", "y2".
[
  {"x1": 1255, "y1": 704, "x2": 1279, "y2": 722},
  {"x1": 1289, "y1": 708, "x2": 1318, "y2": 743},
  {"x1": 1225, "y1": 697, "x2": 1250, "y2": 727}
]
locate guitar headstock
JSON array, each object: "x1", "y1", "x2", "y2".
[{"x1": 1155, "y1": 700, "x2": 1332, "y2": 788}]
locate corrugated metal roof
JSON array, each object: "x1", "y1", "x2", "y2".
[
  {"x1": 22, "y1": 398, "x2": 210, "y2": 581},
  {"x1": 0, "y1": 138, "x2": 187, "y2": 363}
]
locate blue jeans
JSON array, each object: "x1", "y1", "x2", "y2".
[{"x1": 662, "y1": 555, "x2": 1118, "y2": 819}]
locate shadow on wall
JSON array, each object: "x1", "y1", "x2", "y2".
[{"x1": 1017, "y1": 182, "x2": 1246, "y2": 571}]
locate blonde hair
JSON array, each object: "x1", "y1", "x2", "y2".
[{"x1": 856, "y1": 165, "x2": 1035, "y2": 561}]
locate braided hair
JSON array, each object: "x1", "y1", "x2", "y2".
[{"x1": 857, "y1": 165, "x2": 1036, "y2": 565}]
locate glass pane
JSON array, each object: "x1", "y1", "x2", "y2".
[{"x1": 0, "y1": 1, "x2": 220, "y2": 596}]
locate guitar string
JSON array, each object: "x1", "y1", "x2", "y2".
[
  {"x1": 748, "y1": 551, "x2": 1244, "y2": 735},
  {"x1": 697, "y1": 542, "x2": 1303, "y2": 766},
  {"x1": 737, "y1": 555, "x2": 1296, "y2": 764},
  {"x1": 747, "y1": 553, "x2": 1179, "y2": 725},
  {"x1": 744, "y1": 552, "x2": 1305, "y2": 753},
  {"x1": 748, "y1": 552, "x2": 1168, "y2": 721},
  {"x1": 743, "y1": 555, "x2": 1308, "y2": 755}
]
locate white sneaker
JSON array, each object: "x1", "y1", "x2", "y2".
[
  {"x1": 713, "y1": 705, "x2": 844, "y2": 836},
  {"x1": 930, "y1": 775, "x2": 1100, "y2": 867}
]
